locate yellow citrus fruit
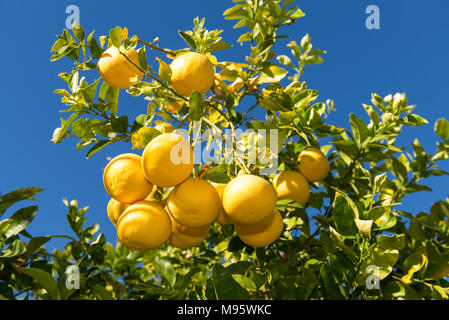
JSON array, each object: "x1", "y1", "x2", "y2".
[
  {"x1": 116, "y1": 200, "x2": 172, "y2": 251},
  {"x1": 296, "y1": 147, "x2": 330, "y2": 182},
  {"x1": 131, "y1": 126, "x2": 160, "y2": 150},
  {"x1": 154, "y1": 121, "x2": 174, "y2": 134},
  {"x1": 103, "y1": 153, "x2": 153, "y2": 204},
  {"x1": 167, "y1": 178, "x2": 221, "y2": 228},
  {"x1": 211, "y1": 182, "x2": 235, "y2": 225},
  {"x1": 222, "y1": 174, "x2": 277, "y2": 224},
  {"x1": 98, "y1": 46, "x2": 143, "y2": 89},
  {"x1": 107, "y1": 198, "x2": 130, "y2": 226},
  {"x1": 168, "y1": 216, "x2": 210, "y2": 249},
  {"x1": 142, "y1": 133, "x2": 194, "y2": 187},
  {"x1": 170, "y1": 52, "x2": 215, "y2": 96},
  {"x1": 235, "y1": 209, "x2": 284, "y2": 248},
  {"x1": 166, "y1": 101, "x2": 185, "y2": 113},
  {"x1": 272, "y1": 170, "x2": 310, "y2": 206}
]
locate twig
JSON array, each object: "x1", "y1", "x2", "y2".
[{"x1": 137, "y1": 38, "x2": 174, "y2": 56}]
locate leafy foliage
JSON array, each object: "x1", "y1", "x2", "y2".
[{"x1": 2, "y1": 0, "x2": 447, "y2": 300}]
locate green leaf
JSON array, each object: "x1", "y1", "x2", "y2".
[
  {"x1": 349, "y1": 113, "x2": 370, "y2": 144},
  {"x1": 227, "y1": 261, "x2": 252, "y2": 274},
  {"x1": 332, "y1": 194, "x2": 358, "y2": 238},
  {"x1": 89, "y1": 37, "x2": 102, "y2": 59},
  {"x1": 86, "y1": 140, "x2": 113, "y2": 159},
  {"x1": 178, "y1": 31, "x2": 197, "y2": 51},
  {"x1": 106, "y1": 85, "x2": 119, "y2": 114},
  {"x1": 369, "y1": 208, "x2": 397, "y2": 230},
  {"x1": 0, "y1": 239, "x2": 26, "y2": 258},
  {"x1": 403, "y1": 248, "x2": 427, "y2": 281},
  {"x1": 290, "y1": 8, "x2": 305, "y2": 19},
  {"x1": 320, "y1": 264, "x2": 344, "y2": 300},
  {"x1": 300, "y1": 34, "x2": 311, "y2": 53},
  {"x1": 0, "y1": 219, "x2": 13, "y2": 235},
  {"x1": 82, "y1": 78, "x2": 100, "y2": 103},
  {"x1": 232, "y1": 274, "x2": 256, "y2": 291},
  {"x1": 259, "y1": 63, "x2": 288, "y2": 84},
  {"x1": 357, "y1": 247, "x2": 399, "y2": 284},
  {"x1": 377, "y1": 234, "x2": 405, "y2": 250},
  {"x1": 21, "y1": 268, "x2": 59, "y2": 300},
  {"x1": 153, "y1": 257, "x2": 176, "y2": 287},
  {"x1": 211, "y1": 264, "x2": 249, "y2": 300},
  {"x1": 138, "y1": 46, "x2": 147, "y2": 70},
  {"x1": 5, "y1": 206, "x2": 38, "y2": 238},
  {"x1": 111, "y1": 115, "x2": 129, "y2": 134},
  {"x1": 206, "y1": 41, "x2": 232, "y2": 53},
  {"x1": 362, "y1": 104, "x2": 380, "y2": 125},
  {"x1": 0, "y1": 187, "x2": 43, "y2": 215},
  {"x1": 435, "y1": 118, "x2": 449, "y2": 140},
  {"x1": 424, "y1": 243, "x2": 449, "y2": 280},
  {"x1": 55, "y1": 112, "x2": 80, "y2": 144},
  {"x1": 92, "y1": 283, "x2": 114, "y2": 300},
  {"x1": 202, "y1": 167, "x2": 231, "y2": 183},
  {"x1": 109, "y1": 26, "x2": 123, "y2": 48},
  {"x1": 189, "y1": 90, "x2": 204, "y2": 121},
  {"x1": 228, "y1": 236, "x2": 246, "y2": 252},
  {"x1": 25, "y1": 236, "x2": 52, "y2": 258},
  {"x1": 98, "y1": 81, "x2": 110, "y2": 102},
  {"x1": 72, "y1": 22, "x2": 85, "y2": 42}
]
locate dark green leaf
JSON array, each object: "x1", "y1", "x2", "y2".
[
  {"x1": 0, "y1": 188, "x2": 43, "y2": 215},
  {"x1": 153, "y1": 257, "x2": 176, "y2": 287},
  {"x1": 211, "y1": 264, "x2": 249, "y2": 300},
  {"x1": 111, "y1": 115, "x2": 129, "y2": 134},
  {"x1": 5, "y1": 206, "x2": 38, "y2": 238},
  {"x1": 72, "y1": 22, "x2": 85, "y2": 42},
  {"x1": 178, "y1": 31, "x2": 197, "y2": 51},
  {"x1": 320, "y1": 264, "x2": 344, "y2": 300},
  {"x1": 89, "y1": 37, "x2": 102, "y2": 59},
  {"x1": 138, "y1": 46, "x2": 147, "y2": 70},
  {"x1": 189, "y1": 90, "x2": 204, "y2": 121},
  {"x1": 21, "y1": 268, "x2": 59, "y2": 300},
  {"x1": 86, "y1": 140, "x2": 113, "y2": 159},
  {"x1": 332, "y1": 194, "x2": 358, "y2": 238},
  {"x1": 228, "y1": 236, "x2": 246, "y2": 252}
]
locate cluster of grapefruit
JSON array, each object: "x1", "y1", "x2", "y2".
[
  {"x1": 103, "y1": 136, "x2": 330, "y2": 252},
  {"x1": 97, "y1": 40, "x2": 330, "y2": 252}
]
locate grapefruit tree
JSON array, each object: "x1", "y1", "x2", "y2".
[{"x1": 1, "y1": 0, "x2": 449, "y2": 300}]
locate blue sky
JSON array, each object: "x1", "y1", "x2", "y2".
[{"x1": 1, "y1": 0, "x2": 448, "y2": 251}]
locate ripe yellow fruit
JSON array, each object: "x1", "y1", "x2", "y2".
[
  {"x1": 168, "y1": 216, "x2": 210, "y2": 249},
  {"x1": 107, "y1": 198, "x2": 130, "y2": 226},
  {"x1": 211, "y1": 182, "x2": 235, "y2": 225},
  {"x1": 98, "y1": 46, "x2": 143, "y2": 89},
  {"x1": 170, "y1": 52, "x2": 215, "y2": 96},
  {"x1": 116, "y1": 200, "x2": 172, "y2": 251},
  {"x1": 273, "y1": 170, "x2": 310, "y2": 206},
  {"x1": 154, "y1": 121, "x2": 174, "y2": 134},
  {"x1": 235, "y1": 209, "x2": 284, "y2": 248},
  {"x1": 222, "y1": 174, "x2": 277, "y2": 224},
  {"x1": 142, "y1": 133, "x2": 194, "y2": 187},
  {"x1": 296, "y1": 147, "x2": 330, "y2": 182},
  {"x1": 166, "y1": 101, "x2": 185, "y2": 113},
  {"x1": 167, "y1": 178, "x2": 221, "y2": 228},
  {"x1": 103, "y1": 153, "x2": 153, "y2": 204}
]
